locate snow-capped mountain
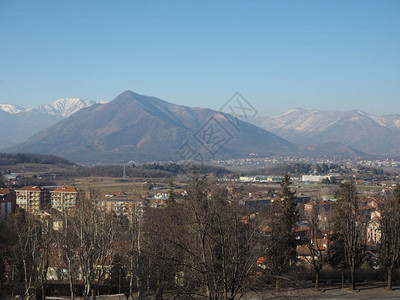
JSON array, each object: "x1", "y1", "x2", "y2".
[
  {"x1": 0, "y1": 97, "x2": 106, "y2": 149},
  {"x1": 256, "y1": 108, "x2": 400, "y2": 156},
  {"x1": 36, "y1": 98, "x2": 105, "y2": 118},
  {"x1": 0, "y1": 98, "x2": 105, "y2": 118},
  {"x1": 6, "y1": 91, "x2": 369, "y2": 164},
  {"x1": 0, "y1": 104, "x2": 25, "y2": 114}
]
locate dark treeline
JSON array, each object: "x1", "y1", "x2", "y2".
[
  {"x1": 74, "y1": 163, "x2": 232, "y2": 178},
  {"x1": 0, "y1": 153, "x2": 75, "y2": 166},
  {"x1": 0, "y1": 156, "x2": 233, "y2": 184},
  {"x1": 140, "y1": 163, "x2": 232, "y2": 176},
  {"x1": 1, "y1": 176, "x2": 400, "y2": 299}
]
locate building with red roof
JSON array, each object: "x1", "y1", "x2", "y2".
[
  {"x1": 50, "y1": 186, "x2": 78, "y2": 212},
  {"x1": 15, "y1": 186, "x2": 50, "y2": 213}
]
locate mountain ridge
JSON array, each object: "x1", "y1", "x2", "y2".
[
  {"x1": 0, "y1": 97, "x2": 105, "y2": 149},
  {"x1": 6, "y1": 91, "x2": 371, "y2": 164},
  {"x1": 36, "y1": 98, "x2": 105, "y2": 118},
  {"x1": 6, "y1": 91, "x2": 300, "y2": 163},
  {"x1": 255, "y1": 108, "x2": 400, "y2": 156}
]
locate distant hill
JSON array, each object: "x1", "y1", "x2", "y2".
[
  {"x1": 7, "y1": 91, "x2": 300, "y2": 164},
  {"x1": 256, "y1": 108, "x2": 400, "y2": 156},
  {"x1": 0, "y1": 152, "x2": 74, "y2": 166},
  {"x1": 0, "y1": 98, "x2": 104, "y2": 148},
  {"x1": 0, "y1": 108, "x2": 60, "y2": 149}
]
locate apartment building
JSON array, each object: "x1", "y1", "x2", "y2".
[
  {"x1": 99, "y1": 192, "x2": 140, "y2": 217},
  {"x1": 15, "y1": 186, "x2": 50, "y2": 213},
  {"x1": 51, "y1": 186, "x2": 78, "y2": 212}
]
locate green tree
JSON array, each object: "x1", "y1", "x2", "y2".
[
  {"x1": 265, "y1": 174, "x2": 298, "y2": 291},
  {"x1": 167, "y1": 179, "x2": 176, "y2": 205}
]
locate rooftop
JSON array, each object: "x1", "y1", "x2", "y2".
[
  {"x1": 52, "y1": 186, "x2": 77, "y2": 193},
  {"x1": 16, "y1": 186, "x2": 46, "y2": 191}
]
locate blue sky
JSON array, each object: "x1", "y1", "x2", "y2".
[{"x1": 0, "y1": 0, "x2": 399, "y2": 116}]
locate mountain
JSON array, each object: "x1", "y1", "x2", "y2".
[
  {"x1": 36, "y1": 98, "x2": 105, "y2": 118},
  {"x1": 258, "y1": 108, "x2": 400, "y2": 156},
  {"x1": 0, "y1": 109, "x2": 60, "y2": 149},
  {"x1": 0, "y1": 152, "x2": 74, "y2": 166},
  {"x1": 0, "y1": 98, "x2": 104, "y2": 149},
  {"x1": 7, "y1": 91, "x2": 302, "y2": 164},
  {"x1": 0, "y1": 104, "x2": 25, "y2": 114}
]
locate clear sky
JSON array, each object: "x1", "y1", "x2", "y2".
[{"x1": 0, "y1": 0, "x2": 399, "y2": 116}]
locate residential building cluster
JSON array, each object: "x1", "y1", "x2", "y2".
[{"x1": 1, "y1": 185, "x2": 78, "y2": 216}]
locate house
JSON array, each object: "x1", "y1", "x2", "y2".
[
  {"x1": 257, "y1": 257, "x2": 267, "y2": 269},
  {"x1": 295, "y1": 223, "x2": 310, "y2": 241},
  {"x1": 0, "y1": 188, "x2": 16, "y2": 220},
  {"x1": 149, "y1": 192, "x2": 168, "y2": 207},
  {"x1": 304, "y1": 200, "x2": 333, "y2": 218},
  {"x1": 296, "y1": 237, "x2": 328, "y2": 264},
  {"x1": 360, "y1": 205, "x2": 377, "y2": 220},
  {"x1": 367, "y1": 217, "x2": 381, "y2": 245}
]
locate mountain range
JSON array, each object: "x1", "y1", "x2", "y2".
[
  {"x1": 0, "y1": 98, "x2": 103, "y2": 148},
  {"x1": 35, "y1": 98, "x2": 105, "y2": 118},
  {"x1": 2, "y1": 92, "x2": 398, "y2": 163},
  {"x1": 6, "y1": 91, "x2": 303, "y2": 163},
  {"x1": 254, "y1": 108, "x2": 400, "y2": 157}
]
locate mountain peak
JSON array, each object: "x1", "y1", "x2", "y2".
[
  {"x1": 7, "y1": 91, "x2": 297, "y2": 163},
  {"x1": 36, "y1": 98, "x2": 104, "y2": 118},
  {"x1": 0, "y1": 103, "x2": 26, "y2": 114},
  {"x1": 258, "y1": 107, "x2": 400, "y2": 156}
]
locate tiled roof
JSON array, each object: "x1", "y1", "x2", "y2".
[
  {"x1": 16, "y1": 186, "x2": 44, "y2": 191},
  {"x1": 0, "y1": 188, "x2": 11, "y2": 195},
  {"x1": 52, "y1": 186, "x2": 77, "y2": 193}
]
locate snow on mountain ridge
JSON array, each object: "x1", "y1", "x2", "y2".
[
  {"x1": 1, "y1": 98, "x2": 106, "y2": 118},
  {"x1": 0, "y1": 104, "x2": 25, "y2": 114},
  {"x1": 36, "y1": 98, "x2": 105, "y2": 118},
  {"x1": 261, "y1": 108, "x2": 400, "y2": 134}
]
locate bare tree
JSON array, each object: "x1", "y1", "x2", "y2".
[
  {"x1": 144, "y1": 206, "x2": 179, "y2": 300},
  {"x1": 71, "y1": 189, "x2": 117, "y2": 300},
  {"x1": 305, "y1": 215, "x2": 330, "y2": 291},
  {"x1": 125, "y1": 190, "x2": 146, "y2": 299},
  {"x1": 53, "y1": 209, "x2": 77, "y2": 299},
  {"x1": 379, "y1": 184, "x2": 400, "y2": 290},
  {"x1": 168, "y1": 172, "x2": 261, "y2": 300},
  {"x1": 6, "y1": 209, "x2": 46, "y2": 298},
  {"x1": 37, "y1": 218, "x2": 52, "y2": 300},
  {"x1": 332, "y1": 182, "x2": 367, "y2": 291}
]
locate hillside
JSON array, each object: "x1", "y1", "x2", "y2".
[
  {"x1": 7, "y1": 91, "x2": 298, "y2": 163},
  {"x1": 0, "y1": 98, "x2": 103, "y2": 148},
  {"x1": 257, "y1": 108, "x2": 400, "y2": 156}
]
